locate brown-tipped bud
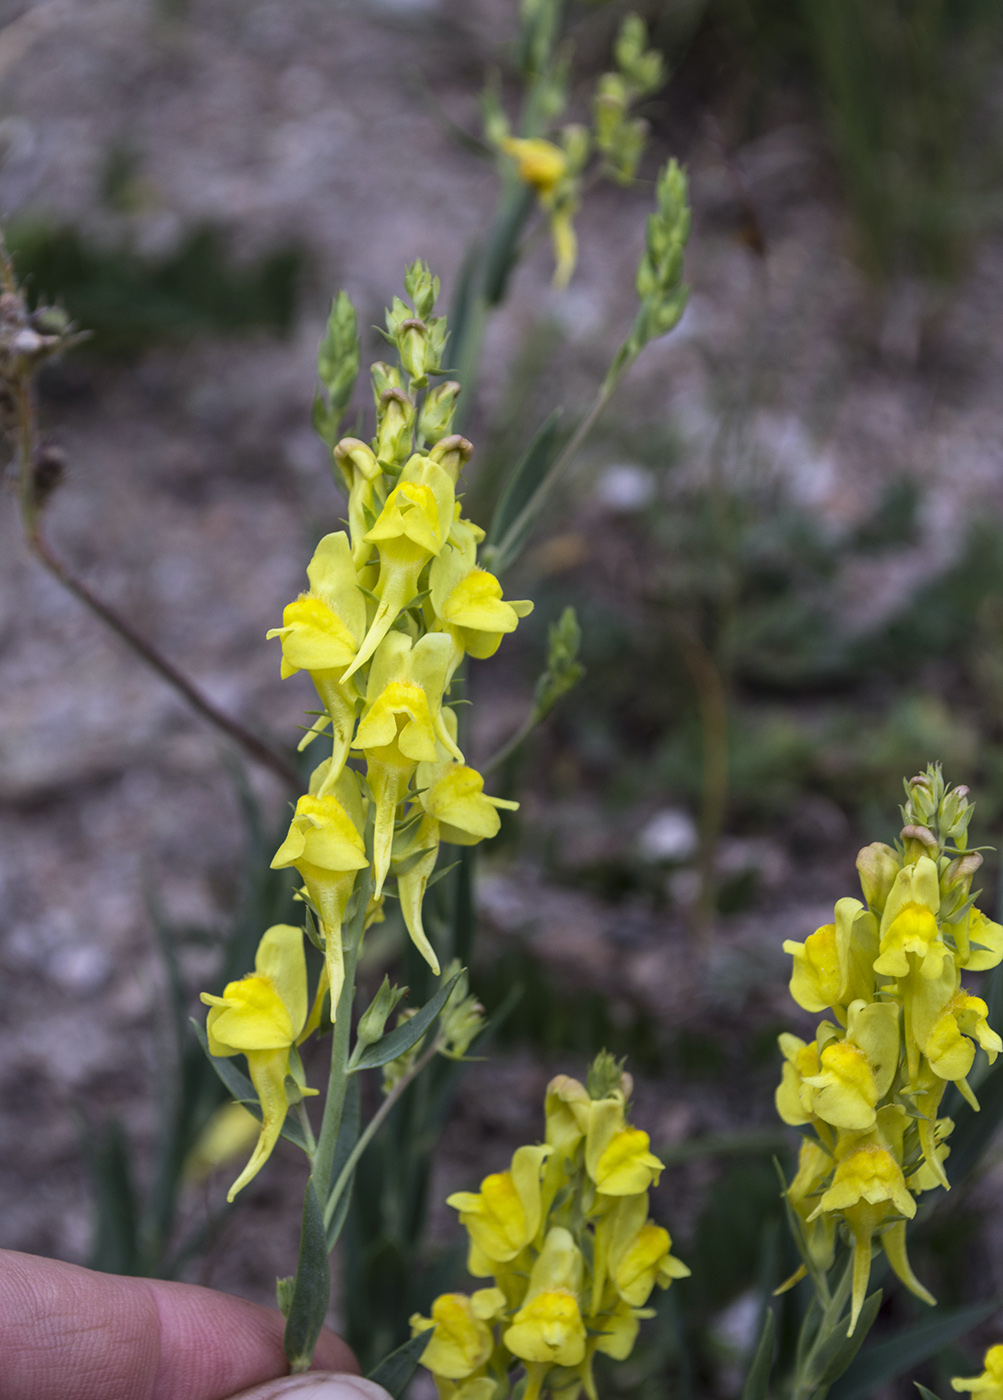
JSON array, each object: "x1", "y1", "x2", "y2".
[
  {"x1": 418, "y1": 381, "x2": 461, "y2": 445},
  {"x1": 376, "y1": 387, "x2": 415, "y2": 465},
  {"x1": 333, "y1": 435, "x2": 380, "y2": 490},
  {"x1": 397, "y1": 317, "x2": 429, "y2": 383},
  {"x1": 900, "y1": 824, "x2": 938, "y2": 849},
  {"x1": 856, "y1": 841, "x2": 901, "y2": 914},
  {"x1": 942, "y1": 851, "x2": 983, "y2": 892},
  {"x1": 428, "y1": 431, "x2": 472, "y2": 482}
]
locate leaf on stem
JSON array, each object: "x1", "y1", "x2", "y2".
[
  {"x1": 830, "y1": 1299, "x2": 999, "y2": 1400},
  {"x1": 742, "y1": 1308, "x2": 774, "y2": 1400},
  {"x1": 915, "y1": 1386, "x2": 946, "y2": 1400},
  {"x1": 350, "y1": 969, "x2": 462, "y2": 1072},
  {"x1": 485, "y1": 409, "x2": 562, "y2": 571},
  {"x1": 190, "y1": 1020, "x2": 309, "y2": 1152},
  {"x1": 283, "y1": 1179, "x2": 331, "y2": 1372},
  {"x1": 326, "y1": 1074, "x2": 360, "y2": 1250},
  {"x1": 810, "y1": 1291, "x2": 883, "y2": 1391},
  {"x1": 367, "y1": 1328, "x2": 434, "y2": 1398}
]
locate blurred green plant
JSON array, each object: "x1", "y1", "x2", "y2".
[{"x1": 7, "y1": 219, "x2": 304, "y2": 356}]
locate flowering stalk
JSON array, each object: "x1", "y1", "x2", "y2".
[
  {"x1": 775, "y1": 765, "x2": 1003, "y2": 1397},
  {"x1": 196, "y1": 262, "x2": 535, "y2": 1372}
]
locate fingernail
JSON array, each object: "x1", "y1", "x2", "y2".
[{"x1": 227, "y1": 1373, "x2": 394, "y2": 1400}]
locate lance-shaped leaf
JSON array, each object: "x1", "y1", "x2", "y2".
[
  {"x1": 915, "y1": 1387, "x2": 946, "y2": 1400},
  {"x1": 190, "y1": 1020, "x2": 309, "y2": 1152},
  {"x1": 283, "y1": 1179, "x2": 331, "y2": 1371},
  {"x1": 742, "y1": 1308, "x2": 774, "y2": 1400},
  {"x1": 808, "y1": 1292, "x2": 883, "y2": 1392},
  {"x1": 350, "y1": 969, "x2": 462, "y2": 1072},
  {"x1": 831, "y1": 1299, "x2": 999, "y2": 1400},
  {"x1": 327, "y1": 1074, "x2": 360, "y2": 1251},
  {"x1": 368, "y1": 1329, "x2": 434, "y2": 1399}
]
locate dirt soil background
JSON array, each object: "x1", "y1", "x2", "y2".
[{"x1": 4, "y1": 0, "x2": 1003, "y2": 1382}]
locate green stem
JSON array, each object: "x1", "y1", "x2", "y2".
[
  {"x1": 486, "y1": 362, "x2": 626, "y2": 572},
  {"x1": 791, "y1": 1253, "x2": 854, "y2": 1400},
  {"x1": 323, "y1": 1037, "x2": 440, "y2": 1231},
  {"x1": 295, "y1": 1101, "x2": 317, "y2": 1159},
  {"x1": 311, "y1": 872, "x2": 371, "y2": 1198},
  {"x1": 482, "y1": 704, "x2": 543, "y2": 776}
]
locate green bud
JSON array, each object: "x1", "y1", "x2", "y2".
[
  {"x1": 439, "y1": 964, "x2": 485, "y2": 1061},
  {"x1": 314, "y1": 290, "x2": 360, "y2": 446},
  {"x1": 375, "y1": 387, "x2": 416, "y2": 465},
  {"x1": 856, "y1": 841, "x2": 901, "y2": 915},
  {"x1": 941, "y1": 851, "x2": 982, "y2": 895},
  {"x1": 357, "y1": 975, "x2": 407, "y2": 1047},
  {"x1": 535, "y1": 606, "x2": 585, "y2": 719},
  {"x1": 587, "y1": 1049, "x2": 630, "y2": 1100},
  {"x1": 419, "y1": 381, "x2": 462, "y2": 443},
  {"x1": 397, "y1": 317, "x2": 430, "y2": 384},
  {"x1": 425, "y1": 315, "x2": 449, "y2": 374},
  {"x1": 385, "y1": 294, "x2": 411, "y2": 340},
  {"x1": 595, "y1": 73, "x2": 628, "y2": 151},
  {"x1": 371, "y1": 360, "x2": 404, "y2": 410},
  {"x1": 610, "y1": 116, "x2": 647, "y2": 184},
  {"x1": 404, "y1": 258, "x2": 439, "y2": 321},
  {"x1": 561, "y1": 122, "x2": 591, "y2": 176}
]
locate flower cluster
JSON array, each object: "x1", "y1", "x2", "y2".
[
  {"x1": 412, "y1": 1054, "x2": 688, "y2": 1400},
  {"x1": 487, "y1": 12, "x2": 664, "y2": 288},
  {"x1": 200, "y1": 263, "x2": 529, "y2": 1199},
  {"x1": 777, "y1": 765, "x2": 1003, "y2": 1332}
]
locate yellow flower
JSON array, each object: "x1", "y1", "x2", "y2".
[
  {"x1": 801, "y1": 1000, "x2": 900, "y2": 1131},
  {"x1": 447, "y1": 1144, "x2": 550, "y2": 1268},
  {"x1": 952, "y1": 1344, "x2": 1003, "y2": 1398},
  {"x1": 586, "y1": 1110, "x2": 664, "y2": 1196},
  {"x1": 352, "y1": 630, "x2": 461, "y2": 895},
  {"x1": 270, "y1": 769, "x2": 368, "y2": 1014},
  {"x1": 343, "y1": 453, "x2": 456, "y2": 679},
  {"x1": 410, "y1": 1290, "x2": 504, "y2": 1380},
  {"x1": 500, "y1": 137, "x2": 579, "y2": 288},
  {"x1": 503, "y1": 1227, "x2": 587, "y2": 1370},
  {"x1": 910, "y1": 962, "x2": 1002, "y2": 1085},
  {"x1": 775, "y1": 1034, "x2": 821, "y2": 1127},
  {"x1": 604, "y1": 1193, "x2": 689, "y2": 1307},
  {"x1": 200, "y1": 924, "x2": 317, "y2": 1200},
  {"x1": 395, "y1": 740, "x2": 518, "y2": 974},
  {"x1": 782, "y1": 897, "x2": 877, "y2": 1016},
  {"x1": 957, "y1": 906, "x2": 1003, "y2": 972},
  {"x1": 429, "y1": 545, "x2": 533, "y2": 674},
  {"x1": 266, "y1": 531, "x2": 366, "y2": 776},
  {"x1": 874, "y1": 857, "x2": 949, "y2": 980},
  {"x1": 182, "y1": 1102, "x2": 260, "y2": 1186},
  {"x1": 333, "y1": 436, "x2": 385, "y2": 569}
]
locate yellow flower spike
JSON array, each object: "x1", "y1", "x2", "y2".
[
  {"x1": 775, "y1": 1034, "x2": 821, "y2": 1127},
  {"x1": 875, "y1": 856, "x2": 947, "y2": 980},
  {"x1": 353, "y1": 631, "x2": 461, "y2": 894},
  {"x1": 446, "y1": 1144, "x2": 551, "y2": 1265},
  {"x1": 503, "y1": 1226, "x2": 587, "y2": 1370},
  {"x1": 801, "y1": 1000, "x2": 900, "y2": 1131},
  {"x1": 266, "y1": 531, "x2": 366, "y2": 778},
  {"x1": 199, "y1": 924, "x2": 313, "y2": 1201},
  {"x1": 419, "y1": 758, "x2": 520, "y2": 845},
  {"x1": 270, "y1": 780, "x2": 368, "y2": 1014},
  {"x1": 343, "y1": 453, "x2": 456, "y2": 680},
  {"x1": 409, "y1": 1293, "x2": 497, "y2": 1380},
  {"x1": 593, "y1": 1126, "x2": 664, "y2": 1196},
  {"x1": 782, "y1": 897, "x2": 877, "y2": 1017},
  {"x1": 952, "y1": 1344, "x2": 1003, "y2": 1398}
]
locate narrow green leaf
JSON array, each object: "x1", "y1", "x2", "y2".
[
  {"x1": 190, "y1": 1020, "x2": 308, "y2": 1152},
  {"x1": 426, "y1": 859, "x2": 461, "y2": 891},
  {"x1": 326, "y1": 1074, "x2": 360, "y2": 1250},
  {"x1": 742, "y1": 1308, "x2": 774, "y2": 1400},
  {"x1": 810, "y1": 1291, "x2": 883, "y2": 1390},
  {"x1": 82, "y1": 1117, "x2": 140, "y2": 1275},
  {"x1": 367, "y1": 1329, "x2": 434, "y2": 1398},
  {"x1": 915, "y1": 1386, "x2": 946, "y2": 1400},
  {"x1": 350, "y1": 970, "x2": 462, "y2": 1071},
  {"x1": 486, "y1": 409, "x2": 562, "y2": 560},
  {"x1": 282, "y1": 1180, "x2": 331, "y2": 1371},
  {"x1": 831, "y1": 1299, "x2": 999, "y2": 1400}
]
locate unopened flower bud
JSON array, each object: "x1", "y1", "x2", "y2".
[
  {"x1": 376, "y1": 387, "x2": 415, "y2": 465},
  {"x1": 398, "y1": 317, "x2": 429, "y2": 383},
  {"x1": 428, "y1": 431, "x2": 472, "y2": 482},
  {"x1": 587, "y1": 1049, "x2": 629, "y2": 1100},
  {"x1": 357, "y1": 975, "x2": 406, "y2": 1047},
  {"x1": 404, "y1": 258, "x2": 439, "y2": 321},
  {"x1": 942, "y1": 851, "x2": 983, "y2": 893},
  {"x1": 419, "y1": 383, "x2": 462, "y2": 444},
  {"x1": 856, "y1": 841, "x2": 901, "y2": 914}
]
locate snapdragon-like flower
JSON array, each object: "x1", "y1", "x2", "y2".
[
  {"x1": 953, "y1": 1345, "x2": 1003, "y2": 1398},
  {"x1": 200, "y1": 924, "x2": 316, "y2": 1200},
  {"x1": 418, "y1": 1057, "x2": 687, "y2": 1400}
]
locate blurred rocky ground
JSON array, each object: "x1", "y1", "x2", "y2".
[{"x1": 3, "y1": 0, "x2": 1003, "y2": 1363}]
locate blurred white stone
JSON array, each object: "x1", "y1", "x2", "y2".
[
  {"x1": 594, "y1": 463, "x2": 657, "y2": 512},
  {"x1": 638, "y1": 807, "x2": 698, "y2": 862}
]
